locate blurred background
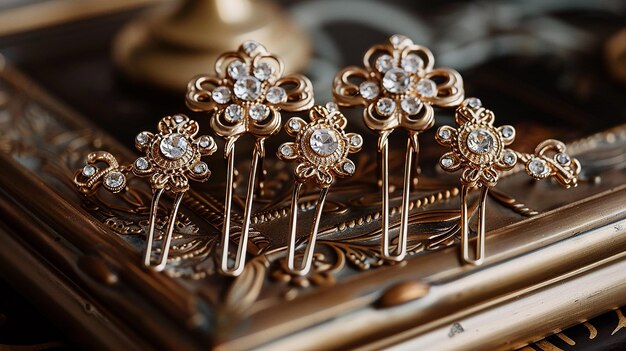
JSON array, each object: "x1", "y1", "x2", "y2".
[{"x1": 1, "y1": 0, "x2": 626, "y2": 349}]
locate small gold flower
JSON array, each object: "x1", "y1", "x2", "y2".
[
  {"x1": 74, "y1": 151, "x2": 129, "y2": 194},
  {"x1": 277, "y1": 105, "x2": 363, "y2": 187}
]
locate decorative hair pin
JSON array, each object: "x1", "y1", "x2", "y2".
[
  {"x1": 186, "y1": 41, "x2": 314, "y2": 276},
  {"x1": 333, "y1": 34, "x2": 464, "y2": 261},
  {"x1": 436, "y1": 98, "x2": 581, "y2": 265},
  {"x1": 74, "y1": 114, "x2": 217, "y2": 271},
  {"x1": 277, "y1": 104, "x2": 363, "y2": 276}
]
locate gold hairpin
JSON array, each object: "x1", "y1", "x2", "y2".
[
  {"x1": 186, "y1": 41, "x2": 314, "y2": 276},
  {"x1": 74, "y1": 114, "x2": 217, "y2": 271},
  {"x1": 436, "y1": 98, "x2": 581, "y2": 265},
  {"x1": 333, "y1": 34, "x2": 464, "y2": 261},
  {"x1": 277, "y1": 103, "x2": 362, "y2": 276}
]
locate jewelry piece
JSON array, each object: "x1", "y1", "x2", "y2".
[
  {"x1": 436, "y1": 98, "x2": 581, "y2": 265},
  {"x1": 277, "y1": 104, "x2": 362, "y2": 276},
  {"x1": 333, "y1": 34, "x2": 464, "y2": 261},
  {"x1": 186, "y1": 41, "x2": 314, "y2": 276},
  {"x1": 74, "y1": 114, "x2": 217, "y2": 271}
]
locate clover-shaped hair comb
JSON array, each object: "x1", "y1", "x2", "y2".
[
  {"x1": 277, "y1": 104, "x2": 363, "y2": 276},
  {"x1": 74, "y1": 114, "x2": 217, "y2": 271},
  {"x1": 186, "y1": 41, "x2": 314, "y2": 276},
  {"x1": 333, "y1": 34, "x2": 464, "y2": 261},
  {"x1": 435, "y1": 98, "x2": 581, "y2": 265}
]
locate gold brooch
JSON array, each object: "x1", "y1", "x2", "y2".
[
  {"x1": 277, "y1": 104, "x2": 363, "y2": 275},
  {"x1": 333, "y1": 34, "x2": 464, "y2": 261},
  {"x1": 74, "y1": 114, "x2": 217, "y2": 271},
  {"x1": 436, "y1": 98, "x2": 581, "y2": 265},
  {"x1": 186, "y1": 41, "x2": 314, "y2": 276}
]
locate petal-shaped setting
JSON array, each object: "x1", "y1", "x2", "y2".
[
  {"x1": 345, "y1": 133, "x2": 363, "y2": 153},
  {"x1": 497, "y1": 125, "x2": 516, "y2": 145},
  {"x1": 439, "y1": 151, "x2": 462, "y2": 172},
  {"x1": 277, "y1": 142, "x2": 298, "y2": 161},
  {"x1": 435, "y1": 125, "x2": 456, "y2": 146},
  {"x1": 284, "y1": 117, "x2": 306, "y2": 137}
]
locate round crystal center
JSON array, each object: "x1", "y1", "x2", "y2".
[
  {"x1": 382, "y1": 68, "x2": 409, "y2": 93},
  {"x1": 466, "y1": 129, "x2": 494, "y2": 154},
  {"x1": 233, "y1": 76, "x2": 262, "y2": 101},
  {"x1": 309, "y1": 128, "x2": 339, "y2": 156},
  {"x1": 160, "y1": 134, "x2": 189, "y2": 160}
]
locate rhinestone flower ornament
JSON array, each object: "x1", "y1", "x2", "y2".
[
  {"x1": 436, "y1": 98, "x2": 581, "y2": 265},
  {"x1": 74, "y1": 151, "x2": 129, "y2": 194}
]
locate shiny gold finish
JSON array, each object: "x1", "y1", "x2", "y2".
[
  {"x1": 113, "y1": 0, "x2": 311, "y2": 91},
  {"x1": 377, "y1": 281, "x2": 430, "y2": 308}
]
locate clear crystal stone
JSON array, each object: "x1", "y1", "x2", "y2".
[
  {"x1": 359, "y1": 81, "x2": 379, "y2": 100},
  {"x1": 198, "y1": 136, "x2": 211, "y2": 148},
  {"x1": 467, "y1": 129, "x2": 494, "y2": 154},
  {"x1": 467, "y1": 97, "x2": 482, "y2": 109},
  {"x1": 400, "y1": 96, "x2": 423, "y2": 115},
  {"x1": 382, "y1": 68, "x2": 410, "y2": 93},
  {"x1": 104, "y1": 171, "x2": 124, "y2": 189},
  {"x1": 225, "y1": 104, "x2": 244, "y2": 122},
  {"x1": 82, "y1": 164, "x2": 96, "y2": 177},
  {"x1": 390, "y1": 34, "x2": 406, "y2": 46},
  {"x1": 174, "y1": 115, "x2": 185, "y2": 123},
  {"x1": 416, "y1": 78, "x2": 437, "y2": 97},
  {"x1": 402, "y1": 54, "x2": 423, "y2": 73},
  {"x1": 375, "y1": 54, "x2": 394, "y2": 73},
  {"x1": 249, "y1": 103, "x2": 269, "y2": 121},
  {"x1": 501, "y1": 126, "x2": 515, "y2": 138},
  {"x1": 350, "y1": 134, "x2": 362, "y2": 147},
  {"x1": 135, "y1": 132, "x2": 149, "y2": 145},
  {"x1": 234, "y1": 76, "x2": 262, "y2": 101},
  {"x1": 529, "y1": 158, "x2": 549, "y2": 176},
  {"x1": 253, "y1": 62, "x2": 273, "y2": 81},
  {"x1": 134, "y1": 157, "x2": 149, "y2": 170},
  {"x1": 438, "y1": 129, "x2": 451, "y2": 140},
  {"x1": 342, "y1": 162, "x2": 355, "y2": 174},
  {"x1": 266, "y1": 86, "x2": 287, "y2": 104},
  {"x1": 502, "y1": 151, "x2": 517, "y2": 166},
  {"x1": 212, "y1": 86, "x2": 231, "y2": 104},
  {"x1": 242, "y1": 40, "x2": 259, "y2": 54},
  {"x1": 193, "y1": 162, "x2": 208, "y2": 174},
  {"x1": 441, "y1": 156, "x2": 455, "y2": 169},
  {"x1": 227, "y1": 60, "x2": 248, "y2": 80},
  {"x1": 280, "y1": 144, "x2": 294, "y2": 157},
  {"x1": 309, "y1": 128, "x2": 339, "y2": 156},
  {"x1": 556, "y1": 153, "x2": 571, "y2": 165},
  {"x1": 376, "y1": 98, "x2": 396, "y2": 116},
  {"x1": 160, "y1": 134, "x2": 189, "y2": 160},
  {"x1": 288, "y1": 118, "x2": 301, "y2": 131},
  {"x1": 325, "y1": 102, "x2": 339, "y2": 112}
]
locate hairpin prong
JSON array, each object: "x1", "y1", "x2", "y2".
[{"x1": 460, "y1": 185, "x2": 488, "y2": 265}]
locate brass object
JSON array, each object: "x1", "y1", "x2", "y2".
[
  {"x1": 113, "y1": 0, "x2": 311, "y2": 92},
  {"x1": 277, "y1": 103, "x2": 362, "y2": 276},
  {"x1": 186, "y1": 41, "x2": 314, "y2": 276},
  {"x1": 333, "y1": 34, "x2": 464, "y2": 261}
]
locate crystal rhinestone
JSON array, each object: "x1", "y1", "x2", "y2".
[
  {"x1": 280, "y1": 144, "x2": 294, "y2": 157},
  {"x1": 135, "y1": 132, "x2": 150, "y2": 145},
  {"x1": 227, "y1": 60, "x2": 248, "y2": 80},
  {"x1": 467, "y1": 129, "x2": 494, "y2": 154},
  {"x1": 253, "y1": 62, "x2": 273, "y2": 81},
  {"x1": 441, "y1": 156, "x2": 455, "y2": 169},
  {"x1": 193, "y1": 162, "x2": 208, "y2": 174},
  {"x1": 198, "y1": 136, "x2": 211, "y2": 148},
  {"x1": 212, "y1": 86, "x2": 231, "y2": 104},
  {"x1": 342, "y1": 162, "x2": 355, "y2": 174},
  {"x1": 249, "y1": 103, "x2": 269, "y2": 121},
  {"x1": 82, "y1": 164, "x2": 96, "y2": 177},
  {"x1": 325, "y1": 102, "x2": 339, "y2": 112},
  {"x1": 400, "y1": 96, "x2": 423, "y2": 115},
  {"x1": 376, "y1": 98, "x2": 396, "y2": 116},
  {"x1": 529, "y1": 158, "x2": 549, "y2": 176},
  {"x1": 401, "y1": 54, "x2": 423, "y2": 73},
  {"x1": 134, "y1": 157, "x2": 149, "y2": 170},
  {"x1": 416, "y1": 78, "x2": 437, "y2": 97},
  {"x1": 502, "y1": 151, "x2": 517, "y2": 166},
  {"x1": 375, "y1": 54, "x2": 394, "y2": 73},
  {"x1": 350, "y1": 134, "x2": 362, "y2": 147},
  {"x1": 467, "y1": 97, "x2": 482, "y2": 109},
  {"x1": 390, "y1": 34, "x2": 406, "y2": 46},
  {"x1": 288, "y1": 118, "x2": 301, "y2": 131},
  {"x1": 309, "y1": 128, "x2": 339, "y2": 156},
  {"x1": 556, "y1": 153, "x2": 571, "y2": 165},
  {"x1": 160, "y1": 134, "x2": 189, "y2": 160},
  {"x1": 225, "y1": 104, "x2": 244, "y2": 122},
  {"x1": 104, "y1": 171, "x2": 124, "y2": 189},
  {"x1": 174, "y1": 115, "x2": 185, "y2": 123},
  {"x1": 438, "y1": 128, "x2": 451, "y2": 140},
  {"x1": 359, "y1": 81, "x2": 379, "y2": 100},
  {"x1": 382, "y1": 68, "x2": 410, "y2": 93},
  {"x1": 266, "y1": 86, "x2": 287, "y2": 104},
  {"x1": 242, "y1": 40, "x2": 259, "y2": 54},
  {"x1": 501, "y1": 126, "x2": 515, "y2": 138},
  {"x1": 234, "y1": 76, "x2": 262, "y2": 101}
]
